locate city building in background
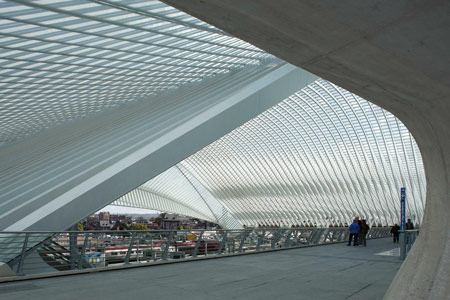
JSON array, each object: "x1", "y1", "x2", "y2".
[{"x1": 81, "y1": 212, "x2": 219, "y2": 231}]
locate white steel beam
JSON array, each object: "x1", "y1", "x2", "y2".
[{"x1": 0, "y1": 61, "x2": 317, "y2": 231}]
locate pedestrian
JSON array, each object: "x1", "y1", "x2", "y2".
[
  {"x1": 359, "y1": 219, "x2": 370, "y2": 246},
  {"x1": 405, "y1": 218, "x2": 415, "y2": 244},
  {"x1": 390, "y1": 223, "x2": 400, "y2": 243},
  {"x1": 405, "y1": 219, "x2": 414, "y2": 230},
  {"x1": 347, "y1": 219, "x2": 360, "y2": 246},
  {"x1": 357, "y1": 217, "x2": 363, "y2": 245}
]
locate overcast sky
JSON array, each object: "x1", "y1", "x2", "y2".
[{"x1": 96, "y1": 205, "x2": 160, "y2": 215}]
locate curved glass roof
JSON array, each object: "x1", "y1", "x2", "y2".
[
  {"x1": 0, "y1": 0, "x2": 270, "y2": 144},
  {"x1": 114, "y1": 165, "x2": 242, "y2": 229},
  {"x1": 0, "y1": 1, "x2": 426, "y2": 229},
  {"x1": 116, "y1": 79, "x2": 426, "y2": 228}
]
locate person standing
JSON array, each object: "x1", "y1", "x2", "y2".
[
  {"x1": 347, "y1": 219, "x2": 360, "y2": 246},
  {"x1": 357, "y1": 218, "x2": 363, "y2": 245},
  {"x1": 405, "y1": 219, "x2": 414, "y2": 230},
  {"x1": 390, "y1": 223, "x2": 400, "y2": 243},
  {"x1": 405, "y1": 218, "x2": 415, "y2": 245},
  {"x1": 359, "y1": 219, "x2": 370, "y2": 246}
]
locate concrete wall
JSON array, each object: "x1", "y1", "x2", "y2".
[{"x1": 162, "y1": 1, "x2": 450, "y2": 298}]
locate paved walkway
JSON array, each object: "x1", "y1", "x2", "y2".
[{"x1": 0, "y1": 238, "x2": 401, "y2": 300}]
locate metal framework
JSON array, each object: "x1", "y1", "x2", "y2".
[
  {"x1": 0, "y1": 0, "x2": 270, "y2": 144},
  {"x1": 0, "y1": 1, "x2": 425, "y2": 231},
  {"x1": 2, "y1": 227, "x2": 392, "y2": 276},
  {"x1": 114, "y1": 165, "x2": 243, "y2": 229},
  {"x1": 115, "y1": 79, "x2": 426, "y2": 228},
  {"x1": 0, "y1": 59, "x2": 314, "y2": 231}
]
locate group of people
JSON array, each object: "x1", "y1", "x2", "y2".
[
  {"x1": 347, "y1": 217, "x2": 370, "y2": 246},
  {"x1": 347, "y1": 218, "x2": 416, "y2": 246},
  {"x1": 389, "y1": 219, "x2": 415, "y2": 243}
]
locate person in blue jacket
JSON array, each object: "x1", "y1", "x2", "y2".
[{"x1": 347, "y1": 219, "x2": 360, "y2": 246}]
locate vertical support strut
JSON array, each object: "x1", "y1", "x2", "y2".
[
  {"x1": 78, "y1": 234, "x2": 89, "y2": 269},
  {"x1": 192, "y1": 231, "x2": 204, "y2": 257},
  {"x1": 69, "y1": 231, "x2": 78, "y2": 270},
  {"x1": 217, "y1": 231, "x2": 228, "y2": 255},
  {"x1": 16, "y1": 233, "x2": 29, "y2": 276},
  {"x1": 162, "y1": 232, "x2": 173, "y2": 260},
  {"x1": 125, "y1": 232, "x2": 136, "y2": 264},
  {"x1": 238, "y1": 229, "x2": 249, "y2": 253},
  {"x1": 271, "y1": 229, "x2": 284, "y2": 249},
  {"x1": 284, "y1": 229, "x2": 293, "y2": 247},
  {"x1": 256, "y1": 229, "x2": 265, "y2": 251}
]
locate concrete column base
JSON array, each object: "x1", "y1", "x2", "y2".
[{"x1": 0, "y1": 262, "x2": 15, "y2": 277}]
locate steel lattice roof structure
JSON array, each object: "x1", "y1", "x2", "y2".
[
  {"x1": 114, "y1": 79, "x2": 425, "y2": 228},
  {"x1": 0, "y1": 0, "x2": 425, "y2": 231},
  {"x1": 0, "y1": 0, "x2": 269, "y2": 144}
]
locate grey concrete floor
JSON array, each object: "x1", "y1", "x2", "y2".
[{"x1": 0, "y1": 238, "x2": 401, "y2": 300}]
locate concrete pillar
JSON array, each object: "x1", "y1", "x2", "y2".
[
  {"x1": 384, "y1": 108, "x2": 450, "y2": 299},
  {"x1": 162, "y1": 1, "x2": 450, "y2": 298}
]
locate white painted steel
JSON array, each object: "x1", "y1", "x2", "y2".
[
  {"x1": 119, "y1": 79, "x2": 425, "y2": 228},
  {"x1": 0, "y1": 0, "x2": 425, "y2": 233},
  {"x1": 0, "y1": 0, "x2": 270, "y2": 145},
  {"x1": 1, "y1": 0, "x2": 319, "y2": 232},
  {"x1": 113, "y1": 165, "x2": 242, "y2": 229},
  {"x1": 0, "y1": 61, "x2": 316, "y2": 231}
]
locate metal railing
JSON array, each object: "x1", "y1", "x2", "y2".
[
  {"x1": 399, "y1": 229, "x2": 419, "y2": 260},
  {"x1": 0, "y1": 227, "x2": 391, "y2": 278}
]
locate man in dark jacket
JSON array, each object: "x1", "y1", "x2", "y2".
[
  {"x1": 390, "y1": 223, "x2": 400, "y2": 243},
  {"x1": 347, "y1": 219, "x2": 360, "y2": 246},
  {"x1": 405, "y1": 219, "x2": 414, "y2": 230},
  {"x1": 359, "y1": 220, "x2": 370, "y2": 246},
  {"x1": 357, "y1": 218, "x2": 363, "y2": 245}
]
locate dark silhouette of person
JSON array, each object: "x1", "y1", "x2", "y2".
[
  {"x1": 359, "y1": 219, "x2": 370, "y2": 246},
  {"x1": 357, "y1": 218, "x2": 363, "y2": 245},
  {"x1": 347, "y1": 219, "x2": 360, "y2": 246},
  {"x1": 390, "y1": 223, "x2": 400, "y2": 243},
  {"x1": 405, "y1": 219, "x2": 414, "y2": 230}
]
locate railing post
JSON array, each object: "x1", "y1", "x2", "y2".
[
  {"x1": 192, "y1": 231, "x2": 203, "y2": 257},
  {"x1": 309, "y1": 228, "x2": 320, "y2": 244},
  {"x1": 78, "y1": 234, "x2": 89, "y2": 269},
  {"x1": 256, "y1": 229, "x2": 265, "y2": 251},
  {"x1": 150, "y1": 238, "x2": 155, "y2": 261},
  {"x1": 16, "y1": 233, "x2": 29, "y2": 276},
  {"x1": 339, "y1": 228, "x2": 347, "y2": 242},
  {"x1": 321, "y1": 228, "x2": 330, "y2": 244},
  {"x1": 374, "y1": 228, "x2": 381, "y2": 238},
  {"x1": 69, "y1": 231, "x2": 78, "y2": 270},
  {"x1": 136, "y1": 237, "x2": 142, "y2": 263},
  {"x1": 238, "y1": 229, "x2": 248, "y2": 253},
  {"x1": 327, "y1": 228, "x2": 333, "y2": 243},
  {"x1": 284, "y1": 229, "x2": 293, "y2": 247},
  {"x1": 271, "y1": 229, "x2": 278, "y2": 249},
  {"x1": 162, "y1": 232, "x2": 173, "y2": 261},
  {"x1": 125, "y1": 232, "x2": 136, "y2": 264},
  {"x1": 271, "y1": 229, "x2": 284, "y2": 249},
  {"x1": 217, "y1": 231, "x2": 228, "y2": 255}
]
